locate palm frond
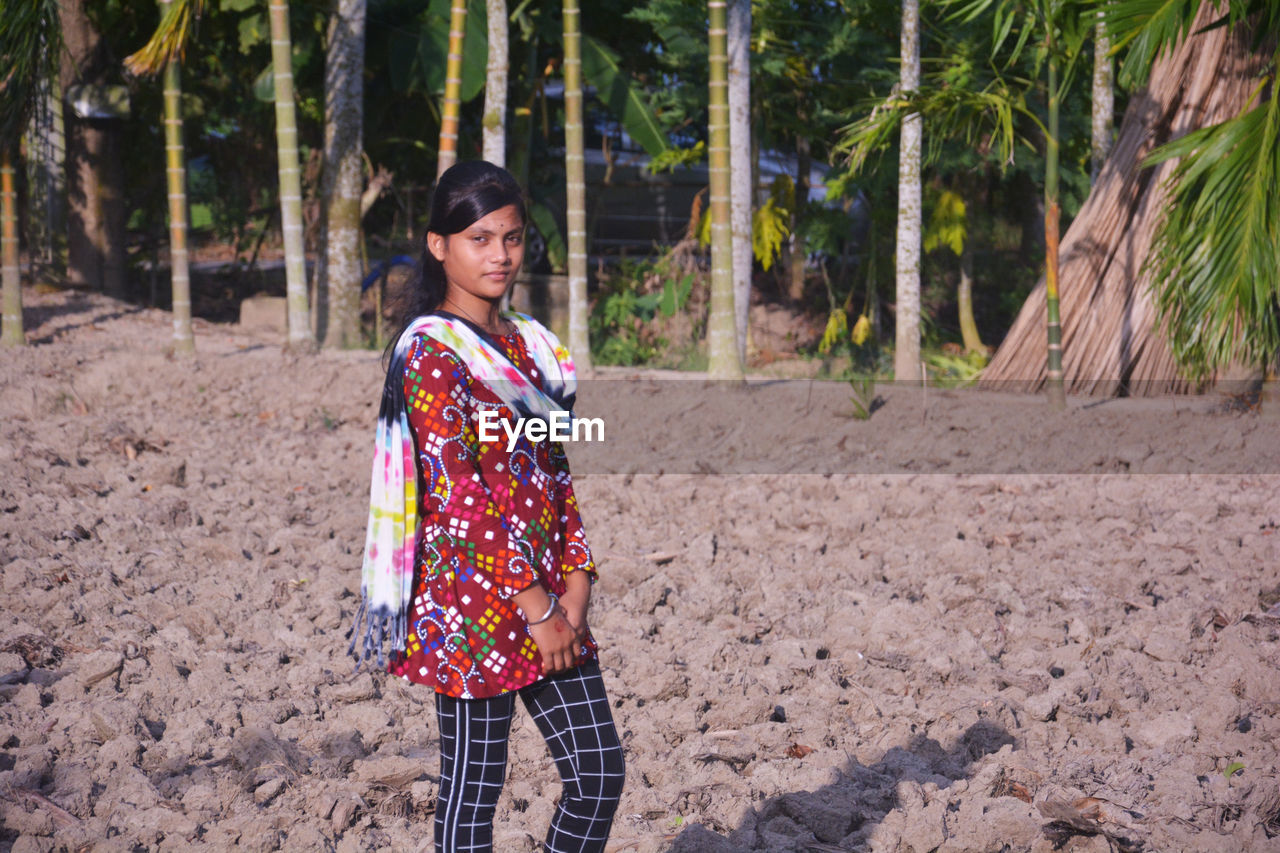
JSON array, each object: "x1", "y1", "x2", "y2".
[
  {"x1": 1102, "y1": 0, "x2": 1202, "y2": 87},
  {"x1": 1145, "y1": 71, "x2": 1280, "y2": 378},
  {"x1": 124, "y1": 0, "x2": 205, "y2": 77},
  {"x1": 834, "y1": 76, "x2": 1036, "y2": 178},
  {"x1": 0, "y1": 0, "x2": 61, "y2": 144}
]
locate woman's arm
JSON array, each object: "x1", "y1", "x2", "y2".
[{"x1": 548, "y1": 441, "x2": 594, "y2": 642}]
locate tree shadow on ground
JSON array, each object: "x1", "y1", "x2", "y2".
[
  {"x1": 668, "y1": 720, "x2": 1016, "y2": 852},
  {"x1": 22, "y1": 291, "x2": 145, "y2": 345}
]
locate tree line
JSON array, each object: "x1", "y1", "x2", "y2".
[{"x1": 1, "y1": 0, "x2": 1276, "y2": 397}]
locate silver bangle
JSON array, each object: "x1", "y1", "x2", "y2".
[{"x1": 528, "y1": 594, "x2": 558, "y2": 626}]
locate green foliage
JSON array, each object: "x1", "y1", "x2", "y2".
[
  {"x1": 1144, "y1": 72, "x2": 1280, "y2": 378},
  {"x1": 589, "y1": 251, "x2": 701, "y2": 365},
  {"x1": 819, "y1": 308, "x2": 849, "y2": 355},
  {"x1": 658, "y1": 273, "x2": 694, "y2": 317},
  {"x1": 1224, "y1": 761, "x2": 1245, "y2": 779},
  {"x1": 924, "y1": 348, "x2": 989, "y2": 386},
  {"x1": 589, "y1": 259, "x2": 666, "y2": 365},
  {"x1": 582, "y1": 35, "x2": 671, "y2": 157},
  {"x1": 1098, "y1": 0, "x2": 1280, "y2": 379},
  {"x1": 528, "y1": 200, "x2": 568, "y2": 272},
  {"x1": 1102, "y1": 0, "x2": 1200, "y2": 89},
  {"x1": 748, "y1": 174, "x2": 794, "y2": 272},
  {"x1": 385, "y1": 0, "x2": 488, "y2": 101},
  {"x1": 924, "y1": 190, "x2": 967, "y2": 256},
  {"x1": 0, "y1": 0, "x2": 61, "y2": 145},
  {"x1": 848, "y1": 374, "x2": 876, "y2": 419},
  {"x1": 124, "y1": 0, "x2": 205, "y2": 74},
  {"x1": 646, "y1": 141, "x2": 705, "y2": 174}
]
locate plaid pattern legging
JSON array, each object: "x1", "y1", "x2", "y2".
[{"x1": 434, "y1": 660, "x2": 626, "y2": 852}]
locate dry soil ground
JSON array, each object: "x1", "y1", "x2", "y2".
[{"x1": 2, "y1": 289, "x2": 1279, "y2": 852}]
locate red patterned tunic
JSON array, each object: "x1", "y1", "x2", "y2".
[{"x1": 388, "y1": 322, "x2": 597, "y2": 698}]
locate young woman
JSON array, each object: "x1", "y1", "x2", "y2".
[{"x1": 350, "y1": 161, "x2": 625, "y2": 852}]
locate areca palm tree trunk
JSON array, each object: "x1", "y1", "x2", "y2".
[
  {"x1": 707, "y1": 0, "x2": 742, "y2": 379},
  {"x1": 958, "y1": 242, "x2": 984, "y2": 353},
  {"x1": 895, "y1": 0, "x2": 922, "y2": 383},
  {"x1": 727, "y1": 0, "x2": 751, "y2": 361},
  {"x1": 562, "y1": 0, "x2": 591, "y2": 370},
  {"x1": 1, "y1": 152, "x2": 20, "y2": 346},
  {"x1": 268, "y1": 0, "x2": 315, "y2": 349},
  {"x1": 162, "y1": 30, "x2": 194, "y2": 356},
  {"x1": 787, "y1": 135, "x2": 809, "y2": 301},
  {"x1": 437, "y1": 0, "x2": 468, "y2": 178},
  {"x1": 322, "y1": 0, "x2": 366, "y2": 349},
  {"x1": 483, "y1": 0, "x2": 508, "y2": 167},
  {"x1": 1044, "y1": 47, "x2": 1066, "y2": 409},
  {"x1": 1091, "y1": 8, "x2": 1114, "y2": 183}
]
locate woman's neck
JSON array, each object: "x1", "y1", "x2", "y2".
[{"x1": 440, "y1": 292, "x2": 506, "y2": 335}]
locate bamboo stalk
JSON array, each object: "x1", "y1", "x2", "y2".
[
  {"x1": 268, "y1": 0, "x2": 315, "y2": 350},
  {"x1": 162, "y1": 21, "x2": 194, "y2": 357},
  {"x1": 437, "y1": 1, "x2": 467, "y2": 178},
  {"x1": 707, "y1": 0, "x2": 742, "y2": 379},
  {"x1": 1, "y1": 150, "x2": 22, "y2": 346},
  {"x1": 1044, "y1": 49, "x2": 1065, "y2": 409}
]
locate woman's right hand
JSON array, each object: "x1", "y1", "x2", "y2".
[{"x1": 528, "y1": 607, "x2": 581, "y2": 674}]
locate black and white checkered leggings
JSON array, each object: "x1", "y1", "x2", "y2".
[{"x1": 434, "y1": 660, "x2": 626, "y2": 852}]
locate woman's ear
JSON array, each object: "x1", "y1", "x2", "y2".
[{"x1": 426, "y1": 231, "x2": 448, "y2": 263}]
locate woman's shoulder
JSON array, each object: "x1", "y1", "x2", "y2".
[
  {"x1": 403, "y1": 332, "x2": 472, "y2": 384},
  {"x1": 505, "y1": 311, "x2": 560, "y2": 346}
]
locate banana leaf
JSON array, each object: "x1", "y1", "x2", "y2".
[{"x1": 582, "y1": 34, "x2": 670, "y2": 156}]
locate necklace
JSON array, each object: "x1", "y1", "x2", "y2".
[{"x1": 442, "y1": 299, "x2": 510, "y2": 337}]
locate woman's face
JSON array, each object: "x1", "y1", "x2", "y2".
[{"x1": 427, "y1": 203, "x2": 525, "y2": 305}]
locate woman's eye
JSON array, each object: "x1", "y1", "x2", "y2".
[{"x1": 506, "y1": 234, "x2": 523, "y2": 245}]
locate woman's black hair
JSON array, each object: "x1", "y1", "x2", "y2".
[{"x1": 391, "y1": 160, "x2": 526, "y2": 345}]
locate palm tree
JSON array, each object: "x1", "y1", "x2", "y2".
[
  {"x1": 982, "y1": 0, "x2": 1278, "y2": 397},
  {"x1": 267, "y1": 0, "x2": 315, "y2": 349},
  {"x1": 562, "y1": 0, "x2": 592, "y2": 370},
  {"x1": 707, "y1": 0, "x2": 743, "y2": 379},
  {"x1": 946, "y1": 0, "x2": 1088, "y2": 408},
  {"x1": 321, "y1": 0, "x2": 366, "y2": 349},
  {"x1": 1131, "y1": 0, "x2": 1280, "y2": 385},
  {"x1": 895, "y1": 0, "x2": 922, "y2": 384},
  {"x1": 483, "y1": 0, "x2": 508, "y2": 167},
  {"x1": 1, "y1": 0, "x2": 62, "y2": 346},
  {"x1": 125, "y1": 0, "x2": 203, "y2": 357},
  {"x1": 437, "y1": 0, "x2": 468, "y2": 178},
  {"x1": 0, "y1": 159, "x2": 17, "y2": 347},
  {"x1": 727, "y1": 0, "x2": 751, "y2": 362}
]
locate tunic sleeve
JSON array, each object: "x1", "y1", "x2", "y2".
[
  {"x1": 403, "y1": 335, "x2": 541, "y2": 599},
  {"x1": 549, "y1": 440, "x2": 597, "y2": 581}
]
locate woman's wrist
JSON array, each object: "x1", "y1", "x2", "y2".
[{"x1": 527, "y1": 594, "x2": 559, "y2": 625}]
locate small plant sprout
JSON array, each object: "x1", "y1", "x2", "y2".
[{"x1": 849, "y1": 375, "x2": 876, "y2": 420}]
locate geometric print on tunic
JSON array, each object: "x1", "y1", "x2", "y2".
[{"x1": 390, "y1": 323, "x2": 597, "y2": 699}]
